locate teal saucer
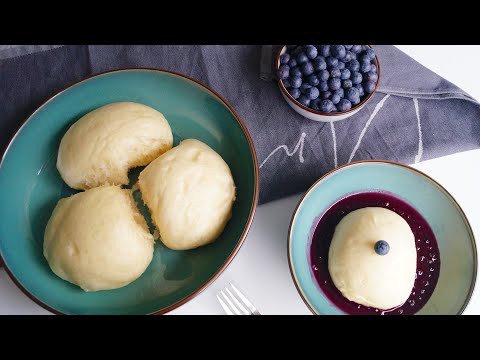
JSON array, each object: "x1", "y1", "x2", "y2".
[
  {"x1": 288, "y1": 161, "x2": 476, "y2": 315},
  {"x1": 0, "y1": 68, "x2": 258, "y2": 315}
]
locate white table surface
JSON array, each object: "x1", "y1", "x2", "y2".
[{"x1": 1, "y1": 45, "x2": 479, "y2": 315}]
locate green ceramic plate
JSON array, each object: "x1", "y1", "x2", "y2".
[
  {"x1": 289, "y1": 161, "x2": 477, "y2": 315},
  {"x1": 0, "y1": 68, "x2": 258, "y2": 315}
]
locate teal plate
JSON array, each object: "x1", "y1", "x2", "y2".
[
  {"x1": 0, "y1": 69, "x2": 258, "y2": 315},
  {"x1": 288, "y1": 161, "x2": 477, "y2": 315}
]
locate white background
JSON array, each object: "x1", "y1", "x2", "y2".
[{"x1": 1, "y1": 45, "x2": 479, "y2": 315}]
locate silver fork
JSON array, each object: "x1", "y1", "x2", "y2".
[{"x1": 216, "y1": 282, "x2": 261, "y2": 315}]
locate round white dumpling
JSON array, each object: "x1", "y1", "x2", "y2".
[
  {"x1": 57, "y1": 102, "x2": 173, "y2": 190},
  {"x1": 328, "y1": 207, "x2": 417, "y2": 310},
  {"x1": 44, "y1": 185, "x2": 154, "y2": 292},
  {"x1": 138, "y1": 139, "x2": 236, "y2": 250}
]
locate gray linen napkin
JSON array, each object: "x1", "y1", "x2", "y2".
[{"x1": 1, "y1": 45, "x2": 479, "y2": 204}]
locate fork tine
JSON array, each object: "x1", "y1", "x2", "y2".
[
  {"x1": 220, "y1": 290, "x2": 242, "y2": 315},
  {"x1": 225, "y1": 287, "x2": 250, "y2": 315},
  {"x1": 216, "y1": 294, "x2": 234, "y2": 315},
  {"x1": 230, "y1": 282, "x2": 259, "y2": 314}
]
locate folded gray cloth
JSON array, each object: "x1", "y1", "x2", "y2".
[{"x1": 1, "y1": 45, "x2": 479, "y2": 204}]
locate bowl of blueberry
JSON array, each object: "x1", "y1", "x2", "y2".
[{"x1": 276, "y1": 45, "x2": 380, "y2": 122}]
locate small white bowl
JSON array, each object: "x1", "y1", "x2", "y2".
[{"x1": 276, "y1": 45, "x2": 381, "y2": 122}]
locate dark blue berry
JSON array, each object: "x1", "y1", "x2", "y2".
[
  {"x1": 370, "y1": 63, "x2": 377, "y2": 73},
  {"x1": 306, "y1": 86, "x2": 320, "y2": 100},
  {"x1": 360, "y1": 61, "x2": 371, "y2": 73},
  {"x1": 300, "y1": 83, "x2": 312, "y2": 93},
  {"x1": 344, "y1": 45, "x2": 353, "y2": 50},
  {"x1": 307, "y1": 74, "x2": 320, "y2": 86},
  {"x1": 292, "y1": 46, "x2": 304, "y2": 56},
  {"x1": 341, "y1": 68, "x2": 351, "y2": 80},
  {"x1": 346, "y1": 87, "x2": 360, "y2": 102},
  {"x1": 341, "y1": 79, "x2": 353, "y2": 89},
  {"x1": 326, "y1": 56, "x2": 338, "y2": 67},
  {"x1": 298, "y1": 95, "x2": 311, "y2": 107},
  {"x1": 337, "y1": 99, "x2": 352, "y2": 112},
  {"x1": 301, "y1": 62, "x2": 314, "y2": 76},
  {"x1": 365, "y1": 48, "x2": 375, "y2": 61},
  {"x1": 282, "y1": 78, "x2": 291, "y2": 88},
  {"x1": 330, "y1": 67, "x2": 341, "y2": 78},
  {"x1": 277, "y1": 64, "x2": 289, "y2": 80},
  {"x1": 328, "y1": 78, "x2": 341, "y2": 91},
  {"x1": 288, "y1": 58, "x2": 298, "y2": 68},
  {"x1": 320, "y1": 90, "x2": 332, "y2": 100},
  {"x1": 360, "y1": 55, "x2": 371, "y2": 64},
  {"x1": 318, "y1": 81, "x2": 329, "y2": 92},
  {"x1": 319, "y1": 99, "x2": 334, "y2": 113},
  {"x1": 343, "y1": 51, "x2": 353, "y2": 62},
  {"x1": 305, "y1": 45, "x2": 318, "y2": 59},
  {"x1": 361, "y1": 45, "x2": 369, "y2": 51},
  {"x1": 333, "y1": 88, "x2": 344, "y2": 98},
  {"x1": 318, "y1": 70, "x2": 329, "y2": 82},
  {"x1": 347, "y1": 59, "x2": 360, "y2": 72},
  {"x1": 374, "y1": 240, "x2": 389, "y2": 255},
  {"x1": 364, "y1": 71, "x2": 378, "y2": 83},
  {"x1": 337, "y1": 61, "x2": 345, "y2": 70},
  {"x1": 331, "y1": 45, "x2": 346, "y2": 59},
  {"x1": 318, "y1": 45, "x2": 330, "y2": 57},
  {"x1": 289, "y1": 88, "x2": 301, "y2": 99},
  {"x1": 351, "y1": 97, "x2": 361, "y2": 105},
  {"x1": 364, "y1": 80, "x2": 376, "y2": 93},
  {"x1": 280, "y1": 53, "x2": 290, "y2": 65},
  {"x1": 290, "y1": 76, "x2": 302, "y2": 89},
  {"x1": 296, "y1": 52, "x2": 308, "y2": 65},
  {"x1": 331, "y1": 105, "x2": 338, "y2": 112},
  {"x1": 351, "y1": 72, "x2": 363, "y2": 85},
  {"x1": 351, "y1": 45, "x2": 362, "y2": 54},
  {"x1": 313, "y1": 57, "x2": 327, "y2": 71},
  {"x1": 355, "y1": 84, "x2": 365, "y2": 97},
  {"x1": 290, "y1": 67, "x2": 302, "y2": 78},
  {"x1": 310, "y1": 98, "x2": 321, "y2": 110},
  {"x1": 331, "y1": 93, "x2": 341, "y2": 105}
]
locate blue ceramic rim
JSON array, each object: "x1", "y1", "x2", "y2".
[
  {"x1": 0, "y1": 67, "x2": 260, "y2": 315},
  {"x1": 287, "y1": 160, "x2": 477, "y2": 315}
]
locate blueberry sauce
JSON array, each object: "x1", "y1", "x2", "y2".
[{"x1": 310, "y1": 191, "x2": 440, "y2": 315}]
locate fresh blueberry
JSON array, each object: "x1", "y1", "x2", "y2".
[
  {"x1": 300, "y1": 83, "x2": 312, "y2": 93},
  {"x1": 331, "y1": 105, "x2": 338, "y2": 112},
  {"x1": 296, "y1": 52, "x2": 309, "y2": 65},
  {"x1": 319, "y1": 99, "x2": 334, "y2": 113},
  {"x1": 333, "y1": 88, "x2": 344, "y2": 98},
  {"x1": 344, "y1": 45, "x2": 353, "y2": 50},
  {"x1": 282, "y1": 78, "x2": 291, "y2": 88},
  {"x1": 277, "y1": 64, "x2": 289, "y2": 80},
  {"x1": 328, "y1": 78, "x2": 341, "y2": 91},
  {"x1": 341, "y1": 79, "x2": 353, "y2": 89},
  {"x1": 331, "y1": 45, "x2": 346, "y2": 59},
  {"x1": 318, "y1": 81, "x2": 329, "y2": 92},
  {"x1": 292, "y1": 46, "x2": 304, "y2": 56},
  {"x1": 280, "y1": 53, "x2": 290, "y2": 65},
  {"x1": 298, "y1": 95, "x2": 311, "y2": 107},
  {"x1": 365, "y1": 71, "x2": 378, "y2": 82},
  {"x1": 337, "y1": 98, "x2": 352, "y2": 112},
  {"x1": 337, "y1": 61, "x2": 345, "y2": 70},
  {"x1": 351, "y1": 72, "x2": 363, "y2": 85},
  {"x1": 331, "y1": 93, "x2": 341, "y2": 105},
  {"x1": 370, "y1": 63, "x2": 377, "y2": 73},
  {"x1": 365, "y1": 48, "x2": 375, "y2": 61},
  {"x1": 307, "y1": 74, "x2": 320, "y2": 86},
  {"x1": 290, "y1": 76, "x2": 302, "y2": 89},
  {"x1": 310, "y1": 98, "x2": 321, "y2": 110},
  {"x1": 351, "y1": 96, "x2": 361, "y2": 105},
  {"x1": 343, "y1": 51, "x2": 353, "y2": 62},
  {"x1": 301, "y1": 62, "x2": 314, "y2": 76},
  {"x1": 318, "y1": 70, "x2": 330, "y2": 82},
  {"x1": 360, "y1": 61, "x2": 371, "y2": 73},
  {"x1": 351, "y1": 45, "x2": 362, "y2": 54},
  {"x1": 346, "y1": 87, "x2": 360, "y2": 102},
  {"x1": 289, "y1": 87, "x2": 301, "y2": 99},
  {"x1": 359, "y1": 55, "x2": 370, "y2": 64},
  {"x1": 320, "y1": 90, "x2": 332, "y2": 100},
  {"x1": 313, "y1": 57, "x2": 327, "y2": 71},
  {"x1": 374, "y1": 240, "x2": 390, "y2": 255},
  {"x1": 305, "y1": 45, "x2": 318, "y2": 59},
  {"x1": 306, "y1": 86, "x2": 320, "y2": 100},
  {"x1": 355, "y1": 84, "x2": 365, "y2": 97},
  {"x1": 290, "y1": 67, "x2": 302, "y2": 78},
  {"x1": 326, "y1": 56, "x2": 338, "y2": 67},
  {"x1": 347, "y1": 59, "x2": 360, "y2": 72},
  {"x1": 318, "y1": 45, "x2": 331, "y2": 57},
  {"x1": 288, "y1": 58, "x2": 298, "y2": 68},
  {"x1": 330, "y1": 66, "x2": 341, "y2": 78},
  {"x1": 341, "y1": 68, "x2": 351, "y2": 80},
  {"x1": 364, "y1": 80, "x2": 376, "y2": 93},
  {"x1": 361, "y1": 45, "x2": 369, "y2": 51}
]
